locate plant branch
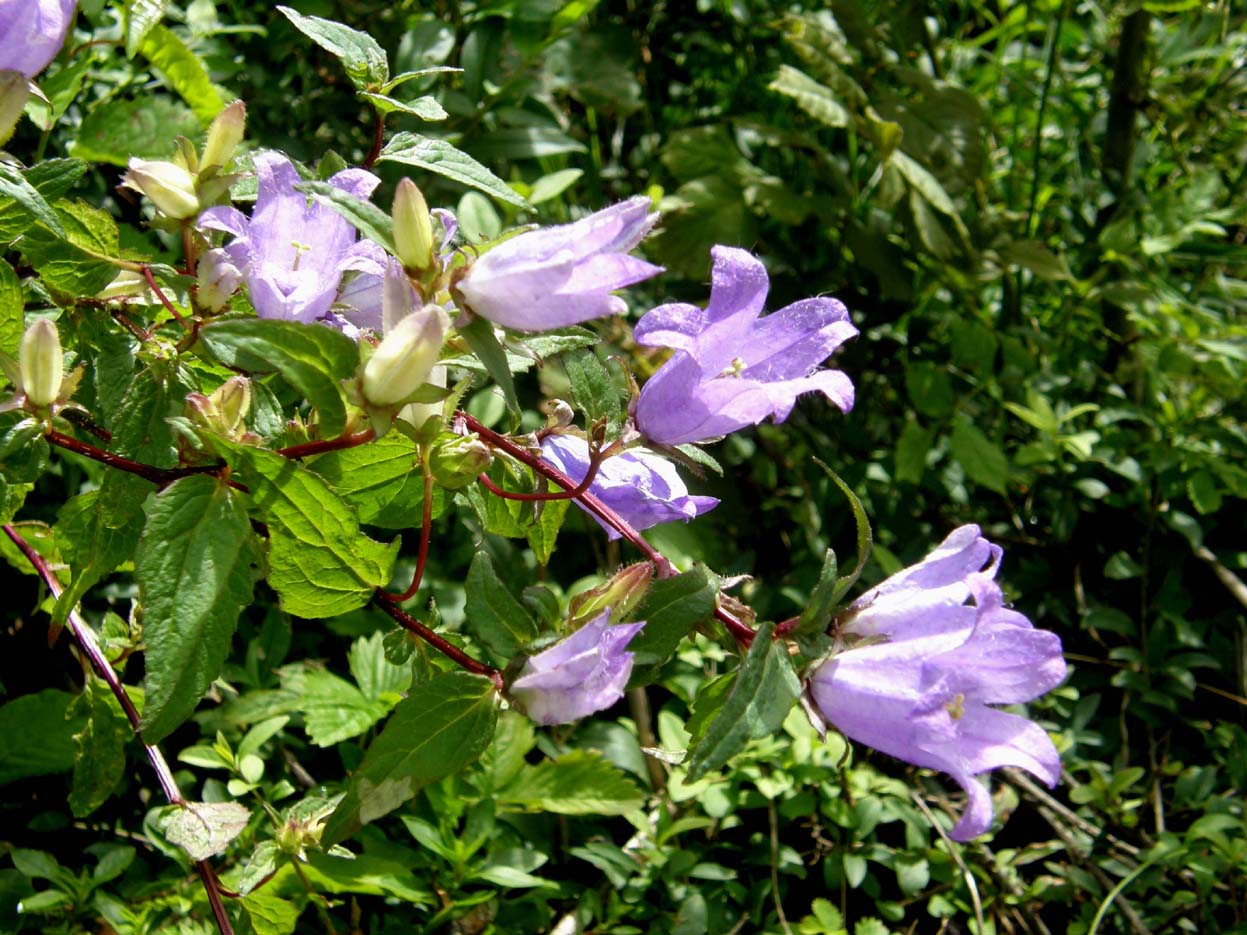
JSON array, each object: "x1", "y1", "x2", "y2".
[
  {"x1": 276, "y1": 428, "x2": 375, "y2": 460},
  {"x1": 372, "y1": 591, "x2": 503, "y2": 689},
  {"x1": 46, "y1": 429, "x2": 227, "y2": 488},
  {"x1": 478, "y1": 443, "x2": 606, "y2": 501},
  {"x1": 386, "y1": 462, "x2": 436, "y2": 602},
  {"x1": 142, "y1": 265, "x2": 192, "y2": 331},
  {"x1": 362, "y1": 108, "x2": 385, "y2": 170},
  {"x1": 2, "y1": 524, "x2": 236, "y2": 935}
]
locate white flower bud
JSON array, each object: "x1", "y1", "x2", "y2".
[
  {"x1": 19, "y1": 318, "x2": 63, "y2": 408},
  {"x1": 362, "y1": 304, "x2": 449, "y2": 408},
  {"x1": 392, "y1": 178, "x2": 435, "y2": 272},
  {"x1": 123, "y1": 158, "x2": 200, "y2": 219}
]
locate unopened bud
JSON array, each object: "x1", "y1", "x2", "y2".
[
  {"x1": 96, "y1": 270, "x2": 155, "y2": 302},
  {"x1": 19, "y1": 318, "x2": 63, "y2": 408},
  {"x1": 428, "y1": 433, "x2": 493, "y2": 488},
  {"x1": 0, "y1": 70, "x2": 29, "y2": 146},
  {"x1": 568, "y1": 562, "x2": 653, "y2": 631},
  {"x1": 398, "y1": 363, "x2": 446, "y2": 431},
  {"x1": 362, "y1": 304, "x2": 449, "y2": 408},
  {"x1": 197, "y1": 248, "x2": 243, "y2": 312},
  {"x1": 392, "y1": 178, "x2": 435, "y2": 272},
  {"x1": 201, "y1": 101, "x2": 246, "y2": 171},
  {"x1": 123, "y1": 158, "x2": 200, "y2": 219},
  {"x1": 212, "y1": 376, "x2": 251, "y2": 433}
]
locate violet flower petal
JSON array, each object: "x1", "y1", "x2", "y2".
[
  {"x1": 540, "y1": 435, "x2": 718, "y2": 541},
  {"x1": 0, "y1": 0, "x2": 76, "y2": 78}
]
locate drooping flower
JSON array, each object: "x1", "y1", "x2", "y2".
[
  {"x1": 540, "y1": 434, "x2": 718, "y2": 540},
  {"x1": 0, "y1": 1, "x2": 76, "y2": 78},
  {"x1": 198, "y1": 151, "x2": 380, "y2": 325},
  {"x1": 455, "y1": 196, "x2": 662, "y2": 331},
  {"x1": 509, "y1": 611, "x2": 645, "y2": 725},
  {"x1": 634, "y1": 245, "x2": 857, "y2": 446},
  {"x1": 808, "y1": 525, "x2": 1066, "y2": 841}
]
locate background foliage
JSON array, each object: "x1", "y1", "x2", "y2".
[{"x1": 2, "y1": 1, "x2": 1245, "y2": 933}]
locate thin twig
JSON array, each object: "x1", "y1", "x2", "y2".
[
  {"x1": 372, "y1": 591, "x2": 502, "y2": 689},
  {"x1": 3, "y1": 524, "x2": 236, "y2": 935},
  {"x1": 276, "y1": 428, "x2": 375, "y2": 460},
  {"x1": 361, "y1": 109, "x2": 385, "y2": 170},
  {"x1": 386, "y1": 462, "x2": 436, "y2": 602},
  {"x1": 911, "y1": 793, "x2": 986, "y2": 935},
  {"x1": 46, "y1": 429, "x2": 230, "y2": 488},
  {"x1": 477, "y1": 445, "x2": 605, "y2": 502},
  {"x1": 141, "y1": 266, "x2": 191, "y2": 331},
  {"x1": 767, "y1": 799, "x2": 793, "y2": 935}
]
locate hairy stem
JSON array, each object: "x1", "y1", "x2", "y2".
[
  {"x1": 372, "y1": 591, "x2": 503, "y2": 689},
  {"x1": 2, "y1": 524, "x2": 236, "y2": 935},
  {"x1": 142, "y1": 265, "x2": 191, "y2": 331}
]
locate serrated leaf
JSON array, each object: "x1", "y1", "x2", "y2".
[
  {"x1": 949, "y1": 416, "x2": 1009, "y2": 494},
  {"x1": 464, "y1": 551, "x2": 538, "y2": 661},
  {"x1": 296, "y1": 179, "x2": 395, "y2": 254},
  {"x1": 496, "y1": 749, "x2": 644, "y2": 815},
  {"x1": 769, "y1": 64, "x2": 849, "y2": 128},
  {"x1": 360, "y1": 92, "x2": 447, "y2": 121},
  {"x1": 243, "y1": 890, "x2": 300, "y2": 935},
  {"x1": 237, "y1": 841, "x2": 281, "y2": 895},
  {"x1": 686, "y1": 621, "x2": 800, "y2": 781},
  {"x1": 140, "y1": 24, "x2": 228, "y2": 123},
  {"x1": 379, "y1": 132, "x2": 526, "y2": 207},
  {"x1": 526, "y1": 497, "x2": 569, "y2": 566},
  {"x1": 564, "y1": 349, "x2": 621, "y2": 426},
  {"x1": 68, "y1": 679, "x2": 130, "y2": 817},
  {"x1": 161, "y1": 801, "x2": 251, "y2": 861},
  {"x1": 278, "y1": 6, "x2": 389, "y2": 91},
  {"x1": 0, "y1": 163, "x2": 65, "y2": 238},
  {"x1": 894, "y1": 420, "x2": 933, "y2": 485},
  {"x1": 137, "y1": 475, "x2": 259, "y2": 743},
  {"x1": 53, "y1": 489, "x2": 145, "y2": 631},
  {"x1": 310, "y1": 431, "x2": 446, "y2": 529},
  {"x1": 0, "y1": 159, "x2": 87, "y2": 244},
  {"x1": 323, "y1": 671, "x2": 497, "y2": 843},
  {"x1": 348, "y1": 631, "x2": 412, "y2": 701},
  {"x1": 282, "y1": 669, "x2": 390, "y2": 747},
  {"x1": 216, "y1": 441, "x2": 399, "y2": 619},
  {"x1": 0, "y1": 261, "x2": 22, "y2": 357},
  {"x1": 19, "y1": 200, "x2": 122, "y2": 296},
  {"x1": 72, "y1": 95, "x2": 201, "y2": 166},
  {"x1": 459, "y1": 315, "x2": 519, "y2": 418},
  {"x1": 627, "y1": 565, "x2": 718, "y2": 684},
  {"x1": 125, "y1": 0, "x2": 169, "y2": 58},
  {"x1": 197, "y1": 318, "x2": 358, "y2": 438}
]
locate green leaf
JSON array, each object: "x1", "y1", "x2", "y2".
[
  {"x1": 769, "y1": 64, "x2": 849, "y2": 128},
  {"x1": 278, "y1": 6, "x2": 389, "y2": 91},
  {"x1": 160, "y1": 801, "x2": 251, "y2": 860},
  {"x1": 243, "y1": 890, "x2": 300, "y2": 935},
  {"x1": 526, "y1": 497, "x2": 569, "y2": 566},
  {"x1": 72, "y1": 95, "x2": 201, "y2": 166},
  {"x1": 458, "y1": 315, "x2": 519, "y2": 418},
  {"x1": 469, "y1": 126, "x2": 587, "y2": 160},
  {"x1": 1003, "y1": 240, "x2": 1071, "y2": 281},
  {"x1": 53, "y1": 490, "x2": 145, "y2": 631},
  {"x1": 349, "y1": 631, "x2": 412, "y2": 701},
  {"x1": 125, "y1": 0, "x2": 169, "y2": 58},
  {"x1": 0, "y1": 261, "x2": 22, "y2": 357},
  {"x1": 19, "y1": 200, "x2": 121, "y2": 296},
  {"x1": 0, "y1": 689, "x2": 82, "y2": 784},
  {"x1": 564, "y1": 349, "x2": 622, "y2": 426},
  {"x1": 1187, "y1": 470, "x2": 1222, "y2": 515},
  {"x1": 68, "y1": 679, "x2": 131, "y2": 817},
  {"x1": 0, "y1": 159, "x2": 87, "y2": 243},
  {"x1": 796, "y1": 549, "x2": 838, "y2": 636},
  {"x1": 627, "y1": 565, "x2": 718, "y2": 685},
  {"x1": 296, "y1": 179, "x2": 395, "y2": 255},
  {"x1": 496, "y1": 749, "x2": 644, "y2": 816},
  {"x1": 25, "y1": 57, "x2": 92, "y2": 132},
  {"x1": 137, "y1": 475, "x2": 259, "y2": 743},
  {"x1": 949, "y1": 416, "x2": 1009, "y2": 494},
  {"x1": 528, "y1": 168, "x2": 583, "y2": 204},
  {"x1": 140, "y1": 24, "x2": 228, "y2": 123},
  {"x1": 379, "y1": 132, "x2": 526, "y2": 207},
  {"x1": 0, "y1": 163, "x2": 66, "y2": 238},
  {"x1": 281, "y1": 669, "x2": 390, "y2": 747},
  {"x1": 685, "y1": 621, "x2": 801, "y2": 781},
  {"x1": 464, "y1": 551, "x2": 538, "y2": 661},
  {"x1": 323, "y1": 671, "x2": 498, "y2": 843},
  {"x1": 197, "y1": 318, "x2": 358, "y2": 438},
  {"x1": 359, "y1": 92, "x2": 447, "y2": 121},
  {"x1": 216, "y1": 441, "x2": 399, "y2": 619},
  {"x1": 903, "y1": 362, "x2": 954, "y2": 418},
  {"x1": 310, "y1": 432, "x2": 446, "y2": 529},
  {"x1": 894, "y1": 419, "x2": 933, "y2": 485},
  {"x1": 813, "y1": 459, "x2": 872, "y2": 604}
]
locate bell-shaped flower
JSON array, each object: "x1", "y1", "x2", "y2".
[
  {"x1": 808, "y1": 525, "x2": 1066, "y2": 841},
  {"x1": 0, "y1": 1, "x2": 76, "y2": 78},
  {"x1": 634, "y1": 245, "x2": 857, "y2": 446},
  {"x1": 540, "y1": 434, "x2": 718, "y2": 540},
  {"x1": 509, "y1": 611, "x2": 645, "y2": 725},
  {"x1": 198, "y1": 151, "x2": 380, "y2": 325},
  {"x1": 455, "y1": 196, "x2": 662, "y2": 331}
]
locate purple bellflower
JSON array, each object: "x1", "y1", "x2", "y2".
[
  {"x1": 540, "y1": 434, "x2": 718, "y2": 540},
  {"x1": 808, "y1": 525, "x2": 1066, "y2": 841},
  {"x1": 198, "y1": 152, "x2": 380, "y2": 325},
  {"x1": 0, "y1": 1, "x2": 76, "y2": 77},
  {"x1": 509, "y1": 611, "x2": 646, "y2": 725},
  {"x1": 634, "y1": 246, "x2": 857, "y2": 446},
  {"x1": 455, "y1": 196, "x2": 662, "y2": 331}
]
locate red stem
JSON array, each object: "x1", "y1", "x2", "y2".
[
  {"x1": 386, "y1": 463, "x2": 435, "y2": 602},
  {"x1": 142, "y1": 266, "x2": 191, "y2": 331},
  {"x1": 3, "y1": 524, "x2": 236, "y2": 935},
  {"x1": 372, "y1": 591, "x2": 503, "y2": 689},
  {"x1": 277, "y1": 428, "x2": 376, "y2": 460},
  {"x1": 475, "y1": 446, "x2": 605, "y2": 502},
  {"x1": 460, "y1": 413, "x2": 676, "y2": 578},
  {"x1": 46, "y1": 430, "x2": 230, "y2": 488},
  {"x1": 362, "y1": 110, "x2": 385, "y2": 170}
]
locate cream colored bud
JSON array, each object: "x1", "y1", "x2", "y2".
[
  {"x1": 212, "y1": 376, "x2": 251, "y2": 433},
  {"x1": 19, "y1": 318, "x2": 63, "y2": 408},
  {"x1": 392, "y1": 178, "x2": 435, "y2": 272},
  {"x1": 201, "y1": 101, "x2": 246, "y2": 171},
  {"x1": 0, "y1": 71, "x2": 30, "y2": 147},
  {"x1": 398, "y1": 364, "x2": 446, "y2": 430},
  {"x1": 362, "y1": 305, "x2": 449, "y2": 407},
  {"x1": 123, "y1": 158, "x2": 200, "y2": 219}
]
